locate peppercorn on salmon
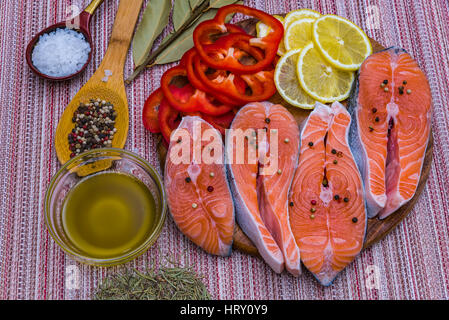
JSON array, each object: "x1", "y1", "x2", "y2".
[
  {"x1": 226, "y1": 102, "x2": 301, "y2": 276},
  {"x1": 349, "y1": 47, "x2": 432, "y2": 219},
  {"x1": 164, "y1": 116, "x2": 235, "y2": 256},
  {"x1": 289, "y1": 102, "x2": 367, "y2": 286}
]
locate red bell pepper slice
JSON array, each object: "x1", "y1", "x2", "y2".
[
  {"x1": 196, "y1": 23, "x2": 246, "y2": 45},
  {"x1": 142, "y1": 88, "x2": 163, "y2": 133},
  {"x1": 158, "y1": 84, "x2": 236, "y2": 143},
  {"x1": 183, "y1": 48, "x2": 245, "y2": 106},
  {"x1": 193, "y1": 4, "x2": 283, "y2": 74},
  {"x1": 158, "y1": 85, "x2": 203, "y2": 143},
  {"x1": 192, "y1": 53, "x2": 276, "y2": 103},
  {"x1": 201, "y1": 33, "x2": 268, "y2": 73},
  {"x1": 161, "y1": 65, "x2": 233, "y2": 116},
  {"x1": 158, "y1": 100, "x2": 234, "y2": 144},
  {"x1": 158, "y1": 98, "x2": 182, "y2": 143}
]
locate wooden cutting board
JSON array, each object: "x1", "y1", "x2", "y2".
[{"x1": 157, "y1": 17, "x2": 433, "y2": 257}]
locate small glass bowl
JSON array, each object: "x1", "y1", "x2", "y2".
[{"x1": 45, "y1": 148, "x2": 167, "y2": 266}]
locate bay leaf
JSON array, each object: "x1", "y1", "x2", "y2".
[
  {"x1": 189, "y1": 0, "x2": 206, "y2": 9},
  {"x1": 173, "y1": 0, "x2": 193, "y2": 31},
  {"x1": 154, "y1": 9, "x2": 218, "y2": 65},
  {"x1": 154, "y1": 5, "x2": 240, "y2": 66},
  {"x1": 132, "y1": 0, "x2": 171, "y2": 67},
  {"x1": 209, "y1": 0, "x2": 241, "y2": 8}
]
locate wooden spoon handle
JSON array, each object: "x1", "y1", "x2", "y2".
[{"x1": 100, "y1": 0, "x2": 144, "y2": 76}]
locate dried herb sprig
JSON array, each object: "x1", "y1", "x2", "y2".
[
  {"x1": 132, "y1": 0, "x2": 172, "y2": 67},
  {"x1": 93, "y1": 258, "x2": 211, "y2": 300},
  {"x1": 126, "y1": 0, "x2": 210, "y2": 84},
  {"x1": 126, "y1": 0, "x2": 241, "y2": 84}
]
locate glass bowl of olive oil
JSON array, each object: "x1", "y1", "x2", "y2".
[{"x1": 45, "y1": 148, "x2": 167, "y2": 266}]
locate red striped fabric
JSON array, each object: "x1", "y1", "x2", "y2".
[{"x1": 0, "y1": 0, "x2": 448, "y2": 299}]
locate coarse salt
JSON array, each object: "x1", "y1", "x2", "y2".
[{"x1": 31, "y1": 28, "x2": 91, "y2": 77}]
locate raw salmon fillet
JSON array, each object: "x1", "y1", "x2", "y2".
[
  {"x1": 349, "y1": 47, "x2": 432, "y2": 219},
  {"x1": 164, "y1": 116, "x2": 234, "y2": 256},
  {"x1": 226, "y1": 102, "x2": 301, "y2": 275},
  {"x1": 289, "y1": 102, "x2": 367, "y2": 286}
]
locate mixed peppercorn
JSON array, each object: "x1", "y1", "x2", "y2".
[
  {"x1": 68, "y1": 99, "x2": 117, "y2": 158},
  {"x1": 371, "y1": 79, "x2": 412, "y2": 132}
]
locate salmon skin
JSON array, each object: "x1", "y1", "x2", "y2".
[
  {"x1": 289, "y1": 102, "x2": 367, "y2": 286},
  {"x1": 226, "y1": 102, "x2": 302, "y2": 276},
  {"x1": 164, "y1": 116, "x2": 235, "y2": 256},
  {"x1": 349, "y1": 47, "x2": 432, "y2": 219}
]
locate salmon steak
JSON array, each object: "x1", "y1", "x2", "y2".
[
  {"x1": 289, "y1": 102, "x2": 367, "y2": 286},
  {"x1": 226, "y1": 102, "x2": 301, "y2": 276},
  {"x1": 349, "y1": 47, "x2": 432, "y2": 219},
  {"x1": 164, "y1": 116, "x2": 235, "y2": 256}
]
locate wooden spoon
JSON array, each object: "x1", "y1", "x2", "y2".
[{"x1": 55, "y1": 0, "x2": 144, "y2": 166}]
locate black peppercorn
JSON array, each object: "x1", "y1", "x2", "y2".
[{"x1": 68, "y1": 99, "x2": 116, "y2": 157}]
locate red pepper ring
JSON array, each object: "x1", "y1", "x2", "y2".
[
  {"x1": 142, "y1": 88, "x2": 163, "y2": 133},
  {"x1": 196, "y1": 31, "x2": 272, "y2": 74},
  {"x1": 192, "y1": 53, "x2": 276, "y2": 103},
  {"x1": 201, "y1": 33, "x2": 267, "y2": 71},
  {"x1": 194, "y1": 37, "x2": 267, "y2": 98},
  {"x1": 194, "y1": 60, "x2": 250, "y2": 99},
  {"x1": 193, "y1": 4, "x2": 283, "y2": 74},
  {"x1": 192, "y1": 54, "x2": 257, "y2": 101},
  {"x1": 214, "y1": 5, "x2": 283, "y2": 48},
  {"x1": 224, "y1": 23, "x2": 247, "y2": 35},
  {"x1": 159, "y1": 86, "x2": 203, "y2": 143},
  {"x1": 161, "y1": 65, "x2": 233, "y2": 116},
  {"x1": 158, "y1": 98, "x2": 182, "y2": 143},
  {"x1": 196, "y1": 23, "x2": 247, "y2": 45},
  {"x1": 183, "y1": 48, "x2": 245, "y2": 106},
  {"x1": 158, "y1": 84, "x2": 236, "y2": 143}
]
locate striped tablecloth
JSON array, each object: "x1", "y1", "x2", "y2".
[{"x1": 0, "y1": 0, "x2": 448, "y2": 300}]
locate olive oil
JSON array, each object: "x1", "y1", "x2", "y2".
[{"x1": 62, "y1": 172, "x2": 157, "y2": 259}]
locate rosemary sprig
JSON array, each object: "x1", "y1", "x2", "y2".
[
  {"x1": 93, "y1": 259, "x2": 211, "y2": 300},
  {"x1": 126, "y1": 0, "x2": 210, "y2": 84}
]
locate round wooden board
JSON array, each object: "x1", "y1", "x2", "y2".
[{"x1": 157, "y1": 16, "x2": 433, "y2": 257}]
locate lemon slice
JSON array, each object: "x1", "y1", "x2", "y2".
[
  {"x1": 297, "y1": 42, "x2": 354, "y2": 103},
  {"x1": 256, "y1": 15, "x2": 285, "y2": 55},
  {"x1": 284, "y1": 9, "x2": 321, "y2": 30},
  {"x1": 313, "y1": 14, "x2": 372, "y2": 71},
  {"x1": 284, "y1": 18, "x2": 316, "y2": 51},
  {"x1": 274, "y1": 48, "x2": 316, "y2": 109}
]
